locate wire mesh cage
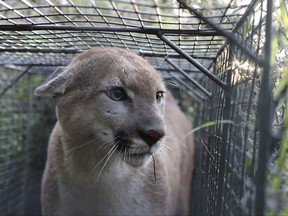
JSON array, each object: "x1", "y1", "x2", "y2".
[
  {"x1": 0, "y1": 67, "x2": 55, "y2": 215},
  {"x1": 192, "y1": 1, "x2": 273, "y2": 215},
  {"x1": 0, "y1": 0, "x2": 278, "y2": 215}
]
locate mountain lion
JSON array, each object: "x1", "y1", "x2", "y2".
[{"x1": 35, "y1": 48, "x2": 194, "y2": 216}]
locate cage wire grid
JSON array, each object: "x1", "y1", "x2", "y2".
[{"x1": 0, "y1": 0, "x2": 275, "y2": 216}]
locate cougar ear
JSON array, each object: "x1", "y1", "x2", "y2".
[{"x1": 34, "y1": 67, "x2": 71, "y2": 97}]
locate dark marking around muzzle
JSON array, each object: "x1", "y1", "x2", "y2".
[{"x1": 115, "y1": 130, "x2": 130, "y2": 150}]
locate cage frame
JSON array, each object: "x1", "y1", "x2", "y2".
[{"x1": 0, "y1": 0, "x2": 276, "y2": 215}]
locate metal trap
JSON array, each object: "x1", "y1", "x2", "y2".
[{"x1": 0, "y1": 0, "x2": 279, "y2": 215}]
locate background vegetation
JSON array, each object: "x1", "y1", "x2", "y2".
[{"x1": 267, "y1": 0, "x2": 288, "y2": 214}]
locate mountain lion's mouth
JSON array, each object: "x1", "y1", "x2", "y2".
[
  {"x1": 115, "y1": 145, "x2": 152, "y2": 167},
  {"x1": 114, "y1": 131, "x2": 160, "y2": 167},
  {"x1": 123, "y1": 152, "x2": 151, "y2": 167},
  {"x1": 117, "y1": 145, "x2": 150, "y2": 156},
  {"x1": 129, "y1": 152, "x2": 150, "y2": 158}
]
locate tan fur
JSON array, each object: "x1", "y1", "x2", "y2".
[{"x1": 35, "y1": 48, "x2": 194, "y2": 216}]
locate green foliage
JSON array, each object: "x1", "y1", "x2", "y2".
[
  {"x1": 178, "y1": 120, "x2": 234, "y2": 144},
  {"x1": 267, "y1": 0, "x2": 288, "y2": 215}
]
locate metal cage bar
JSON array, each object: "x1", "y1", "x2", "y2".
[{"x1": 0, "y1": 1, "x2": 277, "y2": 216}]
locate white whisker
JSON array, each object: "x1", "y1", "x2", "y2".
[
  {"x1": 159, "y1": 150, "x2": 169, "y2": 176},
  {"x1": 159, "y1": 53, "x2": 171, "y2": 68},
  {"x1": 102, "y1": 142, "x2": 118, "y2": 150},
  {"x1": 88, "y1": 142, "x2": 118, "y2": 178},
  {"x1": 181, "y1": 143, "x2": 193, "y2": 151},
  {"x1": 114, "y1": 145, "x2": 123, "y2": 166},
  {"x1": 66, "y1": 137, "x2": 98, "y2": 152},
  {"x1": 97, "y1": 144, "x2": 118, "y2": 178},
  {"x1": 165, "y1": 134, "x2": 178, "y2": 142},
  {"x1": 124, "y1": 148, "x2": 127, "y2": 164},
  {"x1": 56, "y1": 136, "x2": 106, "y2": 161},
  {"x1": 162, "y1": 147, "x2": 178, "y2": 172},
  {"x1": 166, "y1": 134, "x2": 193, "y2": 151},
  {"x1": 163, "y1": 145, "x2": 180, "y2": 168},
  {"x1": 94, "y1": 138, "x2": 117, "y2": 153},
  {"x1": 128, "y1": 148, "x2": 131, "y2": 164}
]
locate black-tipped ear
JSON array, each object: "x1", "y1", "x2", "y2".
[{"x1": 34, "y1": 67, "x2": 70, "y2": 97}]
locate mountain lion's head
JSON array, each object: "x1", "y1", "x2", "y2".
[{"x1": 35, "y1": 48, "x2": 166, "y2": 167}]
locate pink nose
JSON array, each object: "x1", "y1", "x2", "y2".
[
  {"x1": 148, "y1": 130, "x2": 159, "y2": 138},
  {"x1": 139, "y1": 129, "x2": 165, "y2": 147}
]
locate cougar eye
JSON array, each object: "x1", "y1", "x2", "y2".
[
  {"x1": 156, "y1": 91, "x2": 165, "y2": 102},
  {"x1": 108, "y1": 87, "x2": 127, "y2": 101}
]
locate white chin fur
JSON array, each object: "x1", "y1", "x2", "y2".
[
  {"x1": 125, "y1": 153, "x2": 151, "y2": 167},
  {"x1": 124, "y1": 144, "x2": 161, "y2": 167},
  {"x1": 120, "y1": 139, "x2": 162, "y2": 167}
]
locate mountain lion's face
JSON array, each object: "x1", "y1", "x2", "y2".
[{"x1": 36, "y1": 48, "x2": 166, "y2": 167}]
